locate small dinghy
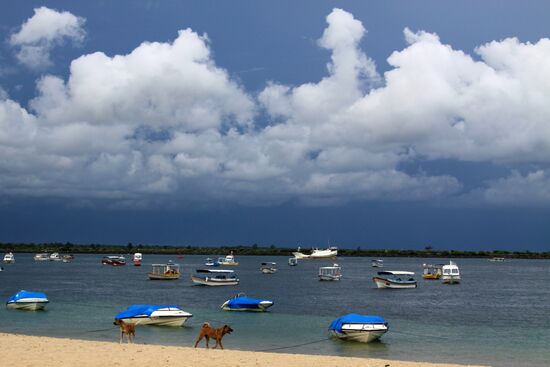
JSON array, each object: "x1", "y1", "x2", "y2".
[
  {"x1": 373, "y1": 271, "x2": 417, "y2": 289},
  {"x1": 329, "y1": 314, "x2": 388, "y2": 343},
  {"x1": 260, "y1": 262, "x2": 277, "y2": 274},
  {"x1": 115, "y1": 304, "x2": 192, "y2": 327},
  {"x1": 6, "y1": 290, "x2": 49, "y2": 311},
  {"x1": 221, "y1": 294, "x2": 274, "y2": 312}
]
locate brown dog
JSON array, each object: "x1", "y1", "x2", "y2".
[
  {"x1": 194, "y1": 322, "x2": 233, "y2": 349},
  {"x1": 114, "y1": 319, "x2": 135, "y2": 344}
]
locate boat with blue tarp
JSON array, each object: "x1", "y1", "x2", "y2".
[
  {"x1": 6, "y1": 290, "x2": 49, "y2": 311},
  {"x1": 329, "y1": 314, "x2": 388, "y2": 343},
  {"x1": 114, "y1": 304, "x2": 192, "y2": 326},
  {"x1": 221, "y1": 294, "x2": 274, "y2": 311}
]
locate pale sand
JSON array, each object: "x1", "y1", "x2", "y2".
[{"x1": 0, "y1": 332, "x2": 489, "y2": 367}]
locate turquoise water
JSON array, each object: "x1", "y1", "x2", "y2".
[{"x1": 1, "y1": 254, "x2": 549, "y2": 366}]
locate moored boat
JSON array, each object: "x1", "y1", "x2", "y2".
[
  {"x1": 62, "y1": 254, "x2": 74, "y2": 263},
  {"x1": 373, "y1": 271, "x2": 417, "y2": 289},
  {"x1": 205, "y1": 258, "x2": 220, "y2": 267},
  {"x1": 441, "y1": 261, "x2": 461, "y2": 284},
  {"x1": 101, "y1": 255, "x2": 126, "y2": 266},
  {"x1": 34, "y1": 253, "x2": 50, "y2": 261},
  {"x1": 329, "y1": 314, "x2": 388, "y2": 343},
  {"x1": 292, "y1": 246, "x2": 338, "y2": 259},
  {"x1": 218, "y1": 252, "x2": 239, "y2": 266},
  {"x1": 3, "y1": 252, "x2": 15, "y2": 264},
  {"x1": 6, "y1": 290, "x2": 49, "y2": 311},
  {"x1": 133, "y1": 252, "x2": 142, "y2": 266},
  {"x1": 148, "y1": 262, "x2": 180, "y2": 280},
  {"x1": 221, "y1": 294, "x2": 274, "y2": 312},
  {"x1": 49, "y1": 252, "x2": 62, "y2": 261},
  {"x1": 114, "y1": 304, "x2": 192, "y2": 326},
  {"x1": 260, "y1": 262, "x2": 277, "y2": 274},
  {"x1": 319, "y1": 264, "x2": 342, "y2": 281},
  {"x1": 288, "y1": 257, "x2": 298, "y2": 266},
  {"x1": 191, "y1": 269, "x2": 239, "y2": 286},
  {"x1": 422, "y1": 263, "x2": 443, "y2": 279},
  {"x1": 371, "y1": 259, "x2": 384, "y2": 267},
  {"x1": 489, "y1": 257, "x2": 507, "y2": 262}
]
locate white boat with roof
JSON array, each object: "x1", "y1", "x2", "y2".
[
  {"x1": 148, "y1": 262, "x2": 180, "y2": 280},
  {"x1": 114, "y1": 304, "x2": 192, "y2": 326},
  {"x1": 34, "y1": 253, "x2": 50, "y2": 261},
  {"x1": 133, "y1": 253, "x2": 142, "y2": 266},
  {"x1": 6, "y1": 290, "x2": 49, "y2": 311},
  {"x1": 373, "y1": 271, "x2": 417, "y2": 289},
  {"x1": 49, "y1": 252, "x2": 61, "y2": 261},
  {"x1": 260, "y1": 262, "x2": 277, "y2": 274},
  {"x1": 292, "y1": 246, "x2": 338, "y2": 259},
  {"x1": 319, "y1": 264, "x2": 342, "y2": 281},
  {"x1": 329, "y1": 314, "x2": 389, "y2": 343},
  {"x1": 441, "y1": 261, "x2": 461, "y2": 284},
  {"x1": 218, "y1": 252, "x2": 239, "y2": 266},
  {"x1": 288, "y1": 257, "x2": 298, "y2": 266},
  {"x1": 191, "y1": 269, "x2": 239, "y2": 286},
  {"x1": 3, "y1": 252, "x2": 15, "y2": 264}
]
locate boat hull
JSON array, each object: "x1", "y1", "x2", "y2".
[
  {"x1": 119, "y1": 316, "x2": 191, "y2": 327},
  {"x1": 6, "y1": 301, "x2": 48, "y2": 311},
  {"x1": 261, "y1": 268, "x2": 277, "y2": 274},
  {"x1": 319, "y1": 275, "x2": 342, "y2": 281},
  {"x1": 218, "y1": 262, "x2": 239, "y2": 266},
  {"x1": 442, "y1": 275, "x2": 461, "y2": 284},
  {"x1": 373, "y1": 277, "x2": 417, "y2": 289},
  {"x1": 191, "y1": 276, "x2": 239, "y2": 286},
  {"x1": 331, "y1": 328, "x2": 387, "y2": 343},
  {"x1": 148, "y1": 273, "x2": 180, "y2": 280}
]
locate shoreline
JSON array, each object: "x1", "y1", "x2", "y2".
[{"x1": 0, "y1": 332, "x2": 489, "y2": 367}]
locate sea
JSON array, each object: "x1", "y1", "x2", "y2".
[{"x1": 0, "y1": 254, "x2": 549, "y2": 366}]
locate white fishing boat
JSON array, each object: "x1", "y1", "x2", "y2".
[
  {"x1": 148, "y1": 262, "x2": 180, "y2": 280},
  {"x1": 133, "y1": 252, "x2": 142, "y2": 266},
  {"x1": 191, "y1": 269, "x2": 239, "y2": 286},
  {"x1": 6, "y1": 290, "x2": 49, "y2": 311},
  {"x1": 3, "y1": 252, "x2": 15, "y2": 264},
  {"x1": 49, "y1": 252, "x2": 62, "y2": 261},
  {"x1": 373, "y1": 271, "x2": 417, "y2": 289},
  {"x1": 319, "y1": 264, "x2": 342, "y2": 281},
  {"x1": 34, "y1": 253, "x2": 50, "y2": 261},
  {"x1": 115, "y1": 304, "x2": 192, "y2": 326},
  {"x1": 329, "y1": 314, "x2": 388, "y2": 343},
  {"x1": 288, "y1": 257, "x2": 298, "y2": 266},
  {"x1": 218, "y1": 252, "x2": 239, "y2": 266},
  {"x1": 260, "y1": 262, "x2": 277, "y2": 274},
  {"x1": 371, "y1": 259, "x2": 384, "y2": 267},
  {"x1": 441, "y1": 261, "x2": 461, "y2": 284},
  {"x1": 292, "y1": 246, "x2": 338, "y2": 259}
]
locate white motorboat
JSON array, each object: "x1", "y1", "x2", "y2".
[
  {"x1": 319, "y1": 264, "x2": 342, "y2": 281},
  {"x1": 441, "y1": 261, "x2": 461, "y2": 284},
  {"x1": 102, "y1": 255, "x2": 126, "y2": 266},
  {"x1": 115, "y1": 304, "x2": 192, "y2": 326},
  {"x1": 260, "y1": 262, "x2": 277, "y2": 274},
  {"x1": 222, "y1": 294, "x2": 274, "y2": 312},
  {"x1": 133, "y1": 253, "x2": 142, "y2": 266},
  {"x1": 288, "y1": 257, "x2": 298, "y2": 266},
  {"x1": 329, "y1": 314, "x2": 388, "y2": 343},
  {"x1": 373, "y1": 271, "x2": 417, "y2": 289},
  {"x1": 3, "y1": 252, "x2": 15, "y2": 264},
  {"x1": 191, "y1": 269, "x2": 239, "y2": 286},
  {"x1": 205, "y1": 258, "x2": 220, "y2": 266},
  {"x1": 489, "y1": 257, "x2": 507, "y2": 262},
  {"x1": 292, "y1": 246, "x2": 338, "y2": 259},
  {"x1": 148, "y1": 262, "x2": 180, "y2": 280},
  {"x1": 6, "y1": 290, "x2": 49, "y2": 311},
  {"x1": 371, "y1": 259, "x2": 384, "y2": 267},
  {"x1": 34, "y1": 253, "x2": 50, "y2": 261},
  {"x1": 49, "y1": 252, "x2": 62, "y2": 261},
  {"x1": 218, "y1": 252, "x2": 239, "y2": 266}
]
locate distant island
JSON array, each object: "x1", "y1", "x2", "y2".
[{"x1": 1, "y1": 242, "x2": 549, "y2": 259}]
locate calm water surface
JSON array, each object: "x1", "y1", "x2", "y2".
[{"x1": 1, "y1": 254, "x2": 549, "y2": 366}]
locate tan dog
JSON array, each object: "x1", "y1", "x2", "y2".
[
  {"x1": 194, "y1": 322, "x2": 233, "y2": 349},
  {"x1": 114, "y1": 319, "x2": 135, "y2": 344}
]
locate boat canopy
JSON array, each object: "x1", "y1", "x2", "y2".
[
  {"x1": 377, "y1": 271, "x2": 414, "y2": 276},
  {"x1": 115, "y1": 304, "x2": 181, "y2": 320},
  {"x1": 329, "y1": 314, "x2": 387, "y2": 332},
  {"x1": 8, "y1": 290, "x2": 48, "y2": 303},
  {"x1": 225, "y1": 296, "x2": 272, "y2": 309},
  {"x1": 196, "y1": 269, "x2": 234, "y2": 273}
]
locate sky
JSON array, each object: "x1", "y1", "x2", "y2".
[{"x1": 1, "y1": 1, "x2": 550, "y2": 250}]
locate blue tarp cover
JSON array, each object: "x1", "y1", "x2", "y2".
[
  {"x1": 115, "y1": 304, "x2": 178, "y2": 320},
  {"x1": 329, "y1": 314, "x2": 387, "y2": 332},
  {"x1": 226, "y1": 296, "x2": 272, "y2": 309},
  {"x1": 7, "y1": 290, "x2": 48, "y2": 303}
]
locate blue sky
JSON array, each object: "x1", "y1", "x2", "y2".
[{"x1": 1, "y1": 1, "x2": 550, "y2": 250}]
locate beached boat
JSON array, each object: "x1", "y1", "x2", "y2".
[
  {"x1": 441, "y1": 261, "x2": 461, "y2": 284},
  {"x1": 218, "y1": 252, "x2": 239, "y2": 266},
  {"x1": 371, "y1": 259, "x2": 384, "y2": 267},
  {"x1": 221, "y1": 294, "x2": 274, "y2": 312},
  {"x1": 329, "y1": 314, "x2": 388, "y2": 343},
  {"x1": 319, "y1": 264, "x2": 342, "y2": 281},
  {"x1": 422, "y1": 263, "x2": 443, "y2": 279},
  {"x1": 49, "y1": 252, "x2": 62, "y2": 261},
  {"x1": 205, "y1": 258, "x2": 220, "y2": 267},
  {"x1": 34, "y1": 253, "x2": 50, "y2": 261},
  {"x1": 133, "y1": 253, "x2": 142, "y2": 266},
  {"x1": 260, "y1": 262, "x2": 277, "y2": 274},
  {"x1": 373, "y1": 271, "x2": 417, "y2": 289},
  {"x1": 6, "y1": 290, "x2": 49, "y2": 311},
  {"x1": 114, "y1": 304, "x2": 192, "y2": 326},
  {"x1": 288, "y1": 257, "x2": 298, "y2": 266},
  {"x1": 191, "y1": 269, "x2": 239, "y2": 286},
  {"x1": 292, "y1": 246, "x2": 338, "y2": 259},
  {"x1": 101, "y1": 255, "x2": 126, "y2": 266},
  {"x1": 148, "y1": 262, "x2": 180, "y2": 280},
  {"x1": 3, "y1": 252, "x2": 15, "y2": 264}
]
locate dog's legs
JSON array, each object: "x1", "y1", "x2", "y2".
[
  {"x1": 120, "y1": 331, "x2": 123, "y2": 344},
  {"x1": 205, "y1": 335, "x2": 210, "y2": 349},
  {"x1": 194, "y1": 334, "x2": 203, "y2": 348},
  {"x1": 218, "y1": 339, "x2": 224, "y2": 350}
]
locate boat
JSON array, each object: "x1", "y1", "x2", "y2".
[
  {"x1": 3, "y1": 252, "x2": 15, "y2": 264},
  {"x1": 133, "y1": 253, "x2": 142, "y2": 266},
  {"x1": 422, "y1": 263, "x2": 443, "y2": 279},
  {"x1": 371, "y1": 259, "x2": 384, "y2": 267},
  {"x1": 221, "y1": 293, "x2": 274, "y2": 312},
  {"x1": 62, "y1": 254, "x2": 74, "y2": 263},
  {"x1": 49, "y1": 252, "x2": 62, "y2": 261},
  {"x1": 218, "y1": 252, "x2": 239, "y2": 266},
  {"x1": 319, "y1": 264, "x2": 342, "y2": 281},
  {"x1": 191, "y1": 269, "x2": 239, "y2": 286},
  {"x1": 329, "y1": 314, "x2": 388, "y2": 343},
  {"x1": 34, "y1": 253, "x2": 50, "y2": 261},
  {"x1": 6, "y1": 290, "x2": 49, "y2": 311},
  {"x1": 292, "y1": 246, "x2": 337, "y2": 259},
  {"x1": 205, "y1": 258, "x2": 220, "y2": 267},
  {"x1": 489, "y1": 257, "x2": 507, "y2": 262},
  {"x1": 101, "y1": 255, "x2": 126, "y2": 266},
  {"x1": 260, "y1": 262, "x2": 277, "y2": 274},
  {"x1": 148, "y1": 262, "x2": 180, "y2": 280},
  {"x1": 441, "y1": 261, "x2": 461, "y2": 284},
  {"x1": 288, "y1": 257, "x2": 298, "y2": 266},
  {"x1": 114, "y1": 304, "x2": 192, "y2": 326},
  {"x1": 373, "y1": 271, "x2": 417, "y2": 289}
]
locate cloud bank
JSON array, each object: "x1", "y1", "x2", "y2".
[{"x1": 1, "y1": 7, "x2": 550, "y2": 208}]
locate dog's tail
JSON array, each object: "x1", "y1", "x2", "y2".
[{"x1": 201, "y1": 322, "x2": 211, "y2": 328}]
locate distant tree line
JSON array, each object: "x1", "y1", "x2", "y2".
[{"x1": 0, "y1": 242, "x2": 549, "y2": 259}]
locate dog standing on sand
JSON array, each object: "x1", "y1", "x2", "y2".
[
  {"x1": 194, "y1": 322, "x2": 233, "y2": 349},
  {"x1": 114, "y1": 319, "x2": 135, "y2": 344}
]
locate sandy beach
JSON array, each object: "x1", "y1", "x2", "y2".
[{"x1": 0, "y1": 332, "x2": 488, "y2": 367}]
